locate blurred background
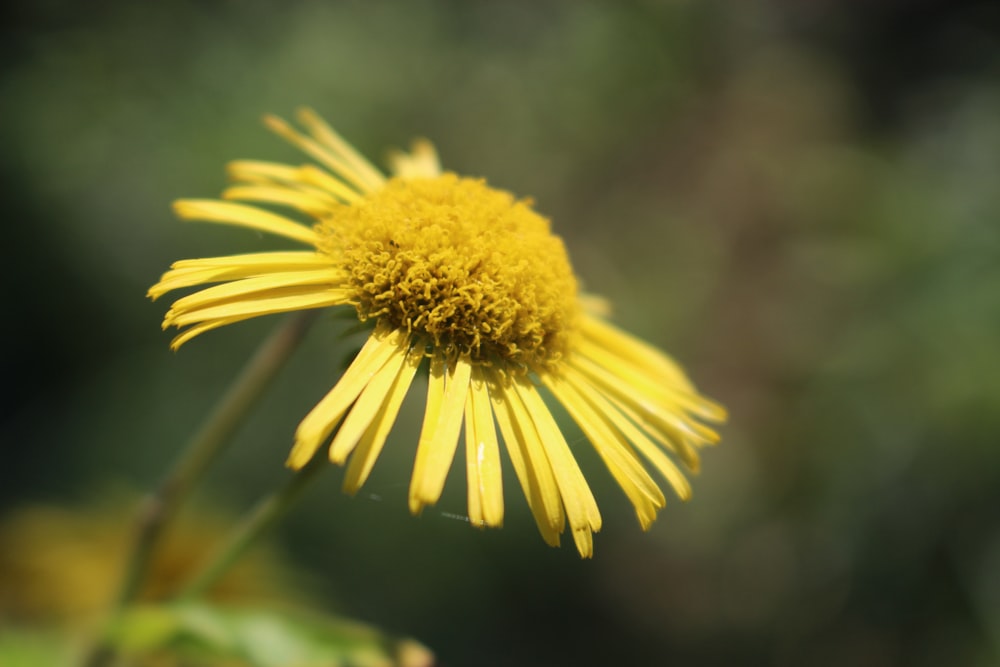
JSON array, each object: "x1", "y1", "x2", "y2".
[{"x1": 2, "y1": 0, "x2": 1000, "y2": 665}]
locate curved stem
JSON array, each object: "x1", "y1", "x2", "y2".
[
  {"x1": 81, "y1": 312, "x2": 318, "y2": 667},
  {"x1": 115, "y1": 310, "x2": 318, "y2": 607},
  {"x1": 175, "y1": 453, "x2": 327, "y2": 602}
]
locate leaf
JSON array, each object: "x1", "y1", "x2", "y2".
[
  {"x1": 0, "y1": 629, "x2": 73, "y2": 667},
  {"x1": 105, "y1": 601, "x2": 433, "y2": 667}
]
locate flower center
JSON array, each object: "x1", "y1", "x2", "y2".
[{"x1": 319, "y1": 174, "x2": 580, "y2": 369}]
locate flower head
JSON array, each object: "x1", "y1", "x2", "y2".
[{"x1": 150, "y1": 109, "x2": 725, "y2": 557}]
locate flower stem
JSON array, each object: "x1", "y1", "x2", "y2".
[
  {"x1": 115, "y1": 310, "x2": 318, "y2": 608},
  {"x1": 175, "y1": 453, "x2": 327, "y2": 602},
  {"x1": 79, "y1": 312, "x2": 318, "y2": 667}
]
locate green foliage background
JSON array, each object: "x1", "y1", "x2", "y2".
[{"x1": 2, "y1": 1, "x2": 1000, "y2": 665}]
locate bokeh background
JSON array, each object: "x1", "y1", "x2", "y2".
[{"x1": 3, "y1": 1, "x2": 1000, "y2": 665}]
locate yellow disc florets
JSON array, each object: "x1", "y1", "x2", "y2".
[{"x1": 318, "y1": 174, "x2": 580, "y2": 370}]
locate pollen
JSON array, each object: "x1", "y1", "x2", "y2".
[{"x1": 319, "y1": 174, "x2": 580, "y2": 370}]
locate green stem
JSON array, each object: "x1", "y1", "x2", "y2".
[
  {"x1": 115, "y1": 310, "x2": 318, "y2": 608},
  {"x1": 175, "y1": 453, "x2": 327, "y2": 602},
  {"x1": 80, "y1": 312, "x2": 318, "y2": 667}
]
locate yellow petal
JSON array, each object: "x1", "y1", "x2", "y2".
[
  {"x1": 288, "y1": 323, "x2": 401, "y2": 469},
  {"x1": 295, "y1": 165, "x2": 365, "y2": 204},
  {"x1": 486, "y1": 369, "x2": 563, "y2": 547},
  {"x1": 409, "y1": 355, "x2": 472, "y2": 513},
  {"x1": 165, "y1": 289, "x2": 350, "y2": 330},
  {"x1": 149, "y1": 252, "x2": 333, "y2": 300},
  {"x1": 328, "y1": 336, "x2": 412, "y2": 464},
  {"x1": 227, "y1": 160, "x2": 304, "y2": 185},
  {"x1": 173, "y1": 200, "x2": 319, "y2": 245},
  {"x1": 563, "y1": 368, "x2": 692, "y2": 501},
  {"x1": 545, "y1": 374, "x2": 665, "y2": 530},
  {"x1": 464, "y1": 366, "x2": 503, "y2": 528},
  {"x1": 576, "y1": 337, "x2": 727, "y2": 422},
  {"x1": 342, "y1": 342, "x2": 425, "y2": 494},
  {"x1": 169, "y1": 314, "x2": 259, "y2": 350},
  {"x1": 264, "y1": 115, "x2": 376, "y2": 195},
  {"x1": 222, "y1": 185, "x2": 339, "y2": 217},
  {"x1": 512, "y1": 377, "x2": 601, "y2": 558},
  {"x1": 296, "y1": 107, "x2": 386, "y2": 191},
  {"x1": 569, "y1": 355, "x2": 720, "y2": 446},
  {"x1": 577, "y1": 293, "x2": 612, "y2": 317},
  {"x1": 604, "y1": 394, "x2": 701, "y2": 473},
  {"x1": 580, "y1": 314, "x2": 695, "y2": 392},
  {"x1": 166, "y1": 269, "x2": 345, "y2": 315},
  {"x1": 408, "y1": 351, "x2": 444, "y2": 514},
  {"x1": 464, "y1": 394, "x2": 482, "y2": 528},
  {"x1": 387, "y1": 139, "x2": 442, "y2": 179},
  {"x1": 168, "y1": 251, "x2": 330, "y2": 271}
]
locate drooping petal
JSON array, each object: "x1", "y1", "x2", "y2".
[
  {"x1": 561, "y1": 367, "x2": 692, "y2": 501},
  {"x1": 408, "y1": 354, "x2": 472, "y2": 514},
  {"x1": 569, "y1": 354, "x2": 719, "y2": 449},
  {"x1": 545, "y1": 373, "x2": 665, "y2": 530},
  {"x1": 169, "y1": 314, "x2": 261, "y2": 351},
  {"x1": 328, "y1": 334, "x2": 414, "y2": 464},
  {"x1": 486, "y1": 369, "x2": 563, "y2": 547},
  {"x1": 288, "y1": 322, "x2": 402, "y2": 469},
  {"x1": 342, "y1": 342, "x2": 425, "y2": 494},
  {"x1": 408, "y1": 351, "x2": 444, "y2": 512},
  {"x1": 511, "y1": 377, "x2": 602, "y2": 558},
  {"x1": 604, "y1": 393, "x2": 702, "y2": 473},
  {"x1": 576, "y1": 337, "x2": 727, "y2": 423},
  {"x1": 464, "y1": 365, "x2": 503, "y2": 528},
  {"x1": 579, "y1": 314, "x2": 696, "y2": 393}
]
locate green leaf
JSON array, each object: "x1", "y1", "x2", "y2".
[
  {"x1": 0, "y1": 628, "x2": 73, "y2": 667},
  {"x1": 105, "y1": 601, "x2": 433, "y2": 667}
]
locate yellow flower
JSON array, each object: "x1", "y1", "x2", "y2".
[{"x1": 150, "y1": 109, "x2": 725, "y2": 557}]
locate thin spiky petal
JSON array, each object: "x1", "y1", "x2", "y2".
[
  {"x1": 173, "y1": 200, "x2": 318, "y2": 245},
  {"x1": 464, "y1": 365, "x2": 504, "y2": 528},
  {"x1": 342, "y1": 342, "x2": 425, "y2": 494},
  {"x1": 409, "y1": 355, "x2": 473, "y2": 514},
  {"x1": 288, "y1": 322, "x2": 401, "y2": 469}
]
